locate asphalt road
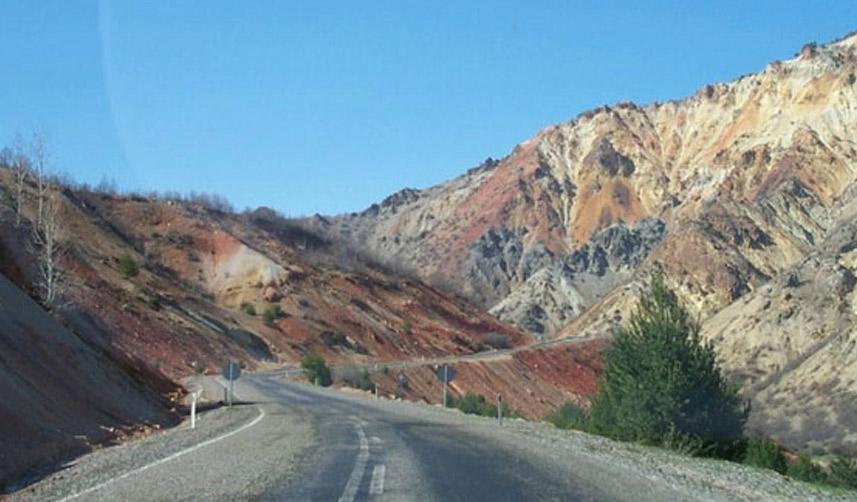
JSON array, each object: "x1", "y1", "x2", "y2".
[{"x1": 14, "y1": 374, "x2": 690, "y2": 501}]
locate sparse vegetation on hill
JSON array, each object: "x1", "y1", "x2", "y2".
[
  {"x1": 262, "y1": 304, "x2": 284, "y2": 325},
  {"x1": 117, "y1": 253, "x2": 139, "y2": 279},
  {"x1": 300, "y1": 353, "x2": 332, "y2": 386}
]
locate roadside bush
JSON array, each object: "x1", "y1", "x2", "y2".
[
  {"x1": 451, "y1": 393, "x2": 494, "y2": 416},
  {"x1": 829, "y1": 456, "x2": 857, "y2": 489},
  {"x1": 117, "y1": 253, "x2": 139, "y2": 279},
  {"x1": 587, "y1": 272, "x2": 747, "y2": 456},
  {"x1": 240, "y1": 302, "x2": 257, "y2": 316},
  {"x1": 744, "y1": 438, "x2": 787, "y2": 474},
  {"x1": 339, "y1": 367, "x2": 374, "y2": 391},
  {"x1": 787, "y1": 453, "x2": 827, "y2": 484},
  {"x1": 300, "y1": 353, "x2": 332, "y2": 386},
  {"x1": 545, "y1": 402, "x2": 588, "y2": 431},
  {"x1": 262, "y1": 304, "x2": 284, "y2": 325}
]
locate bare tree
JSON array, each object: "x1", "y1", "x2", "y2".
[
  {"x1": 29, "y1": 188, "x2": 66, "y2": 309},
  {"x1": 29, "y1": 129, "x2": 49, "y2": 229},
  {"x1": 11, "y1": 135, "x2": 30, "y2": 227}
]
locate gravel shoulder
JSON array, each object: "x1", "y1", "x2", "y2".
[{"x1": 8, "y1": 397, "x2": 316, "y2": 502}]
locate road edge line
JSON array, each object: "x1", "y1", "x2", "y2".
[{"x1": 57, "y1": 406, "x2": 266, "y2": 502}]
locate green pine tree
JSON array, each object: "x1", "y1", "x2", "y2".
[{"x1": 588, "y1": 272, "x2": 747, "y2": 454}]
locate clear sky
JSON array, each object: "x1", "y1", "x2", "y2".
[{"x1": 2, "y1": 1, "x2": 856, "y2": 215}]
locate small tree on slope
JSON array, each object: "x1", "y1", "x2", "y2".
[{"x1": 587, "y1": 272, "x2": 747, "y2": 454}]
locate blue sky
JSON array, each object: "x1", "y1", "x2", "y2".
[{"x1": 2, "y1": 1, "x2": 856, "y2": 215}]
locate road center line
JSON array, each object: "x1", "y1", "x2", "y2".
[
  {"x1": 337, "y1": 423, "x2": 370, "y2": 502},
  {"x1": 57, "y1": 407, "x2": 266, "y2": 502},
  {"x1": 369, "y1": 464, "x2": 386, "y2": 496}
]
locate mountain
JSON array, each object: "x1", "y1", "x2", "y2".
[
  {"x1": 319, "y1": 33, "x2": 857, "y2": 452},
  {"x1": 322, "y1": 34, "x2": 857, "y2": 337}
]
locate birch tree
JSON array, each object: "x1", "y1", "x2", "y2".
[
  {"x1": 30, "y1": 188, "x2": 66, "y2": 309},
  {"x1": 10, "y1": 136, "x2": 30, "y2": 227},
  {"x1": 29, "y1": 130, "x2": 49, "y2": 229}
]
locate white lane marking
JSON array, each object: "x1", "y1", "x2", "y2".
[
  {"x1": 369, "y1": 464, "x2": 386, "y2": 496},
  {"x1": 337, "y1": 423, "x2": 370, "y2": 502},
  {"x1": 57, "y1": 407, "x2": 266, "y2": 502}
]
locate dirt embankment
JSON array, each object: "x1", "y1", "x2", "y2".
[{"x1": 0, "y1": 273, "x2": 178, "y2": 491}]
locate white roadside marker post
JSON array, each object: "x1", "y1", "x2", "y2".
[{"x1": 191, "y1": 391, "x2": 198, "y2": 429}]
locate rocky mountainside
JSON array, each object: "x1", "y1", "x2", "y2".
[
  {"x1": 0, "y1": 178, "x2": 527, "y2": 383},
  {"x1": 318, "y1": 33, "x2": 857, "y2": 452},
  {"x1": 321, "y1": 34, "x2": 857, "y2": 339},
  {"x1": 702, "y1": 189, "x2": 857, "y2": 454}
]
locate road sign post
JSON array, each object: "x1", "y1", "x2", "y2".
[
  {"x1": 435, "y1": 364, "x2": 456, "y2": 408},
  {"x1": 443, "y1": 366, "x2": 447, "y2": 408},
  {"x1": 497, "y1": 394, "x2": 503, "y2": 426},
  {"x1": 222, "y1": 361, "x2": 242, "y2": 407}
]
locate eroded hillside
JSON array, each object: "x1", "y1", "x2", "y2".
[{"x1": 324, "y1": 34, "x2": 857, "y2": 339}]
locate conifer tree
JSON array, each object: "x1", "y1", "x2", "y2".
[{"x1": 588, "y1": 272, "x2": 747, "y2": 453}]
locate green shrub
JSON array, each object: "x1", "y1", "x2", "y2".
[
  {"x1": 451, "y1": 393, "x2": 495, "y2": 416},
  {"x1": 545, "y1": 402, "x2": 588, "y2": 430},
  {"x1": 354, "y1": 369, "x2": 374, "y2": 391},
  {"x1": 448, "y1": 393, "x2": 520, "y2": 418},
  {"x1": 744, "y1": 438, "x2": 787, "y2": 474},
  {"x1": 240, "y1": 302, "x2": 257, "y2": 316},
  {"x1": 117, "y1": 253, "x2": 139, "y2": 279},
  {"x1": 829, "y1": 456, "x2": 857, "y2": 489},
  {"x1": 787, "y1": 453, "x2": 826, "y2": 484},
  {"x1": 262, "y1": 304, "x2": 284, "y2": 325},
  {"x1": 381, "y1": 366, "x2": 390, "y2": 376},
  {"x1": 146, "y1": 296, "x2": 161, "y2": 311},
  {"x1": 403, "y1": 320, "x2": 412, "y2": 336},
  {"x1": 300, "y1": 353, "x2": 331, "y2": 386},
  {"x1": 587, "y1": 272, "x2": 747, "y2": 455}
]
